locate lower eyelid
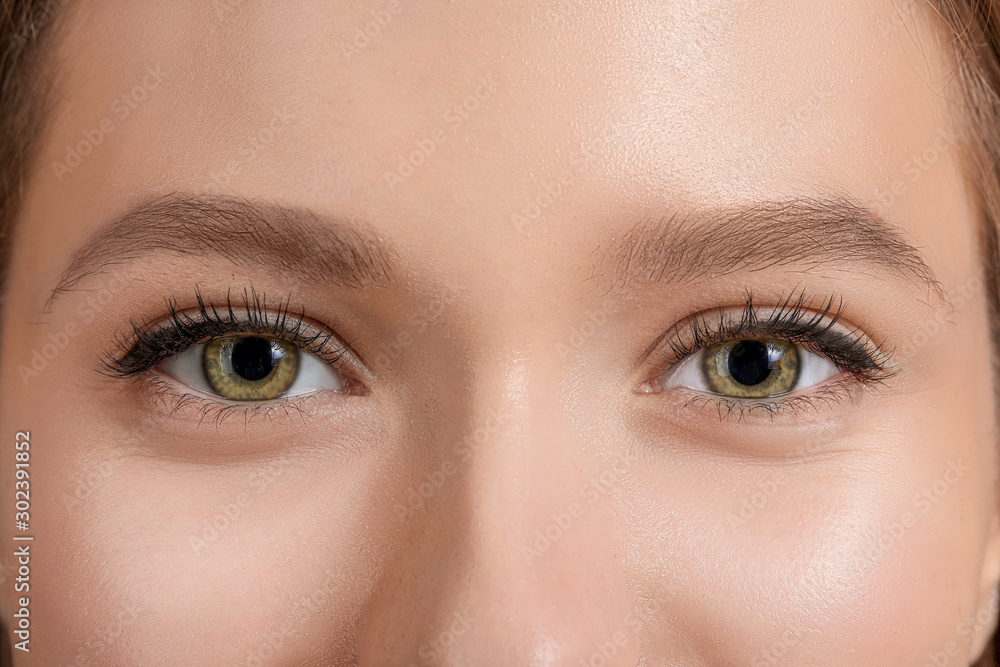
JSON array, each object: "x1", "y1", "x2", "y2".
[
  {"x1": 133, "y1": 373, "x2": 327, "y2": 428},
  {"x1": 673, "y1": 378, "x2": 858, "y2": 422}
]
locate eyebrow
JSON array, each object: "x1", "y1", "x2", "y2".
[
  {"x1": 594, "y1": 196, "x2": 947, "y2": 303},
  {"x1": 46, "y1": 193, "x2": 394, "y2": 309}
]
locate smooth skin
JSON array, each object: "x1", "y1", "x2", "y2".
[{"x1": 2, "y1": 0, "x2": 1000, "y2": 664}]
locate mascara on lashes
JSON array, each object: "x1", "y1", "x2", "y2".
[{"x1": 102, "y1": 287, "x2": 353, "y2": 379}]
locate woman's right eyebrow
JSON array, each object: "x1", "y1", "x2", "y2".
[{"x1": 44, "y1": 192, "x2": 396, "y2": 311}]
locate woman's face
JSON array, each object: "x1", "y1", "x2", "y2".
[{"x1": 3, "y1": 0, "x2": 1000, "y2": 664}]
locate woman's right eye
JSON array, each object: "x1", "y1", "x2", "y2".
[{"x1": 158, "y1": 334, "x2": 350, "y2": 402}]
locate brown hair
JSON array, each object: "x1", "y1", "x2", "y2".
[
  {"x1": 0, "y1": 0, "x2": 63, "y2": 316},
  {"x1": 0, "y1": 2, "x2": 62, "y2": 665},
  {"x1": 931, "y1": 1, "x2": 1000, "y2": 663},
  {"x1": 1, "y1": 0, "x2": 1000, "y2": 664}
]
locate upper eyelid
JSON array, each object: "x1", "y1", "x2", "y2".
[
  {"x1": 667, "y1": 293, "x2": 846, "y2": 351},
  {"x1": 102, "y1": 295, "x2": 361, "y2": 379},
  {"x1": 640, "y1": 294, "x2": 894, "y2": 380}
]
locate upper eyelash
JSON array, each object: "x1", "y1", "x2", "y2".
[
  {"x1": 101, "y1": 286, "x2": 355, "y2": 378},
  {"x1": 650, "y1": 288, "x2": 897, "y2": 385}
]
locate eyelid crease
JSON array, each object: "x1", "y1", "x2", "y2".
[
  {"x1": 100, "y1": 286, "x2": 360, "y2": 380},
  {"x1": 640, "y1": 287, "x2": 897, "y2": 386}
]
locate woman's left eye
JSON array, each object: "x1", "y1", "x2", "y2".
[
  {"x1": 158, "y1": 334, "x2": 347, "y2": 401},
  {"x1": 658, "y1": 338, "x2": 841, "y2": 399}
]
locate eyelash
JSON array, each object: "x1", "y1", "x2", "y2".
[
  {"x1": 645, "y1": 289, "x2": 896, "y2": 421},
  {"x1": 103, "y1": 287, "x2": 890, "y2": 424},
  {"x1": 102, "y1": 288, "x2": 358, "y2": 420}
]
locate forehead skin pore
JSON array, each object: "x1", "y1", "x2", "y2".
[{"x1": 1, "y1": 0, "x2": 997, "y2": 665}]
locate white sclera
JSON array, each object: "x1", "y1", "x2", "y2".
[
  {"x1": 158, "y1": 340, "x2": 345, "y2": 399},
  {"x1": 662, "y1": 344, "x2": 841, "y2": 396}
]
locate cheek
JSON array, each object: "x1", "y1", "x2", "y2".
[
  {"x1": 615, "y1": 415, "x2": 993, "y2": 664},
  {"x1": 22, "y1": 412, "x2": 405, "y2": 664}
]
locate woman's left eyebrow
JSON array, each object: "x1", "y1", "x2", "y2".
[
  {"x1": 592, "y1": 195, "x2": 949, "y2": 307},
  {"x1": 45, "y1": 192, "x2": 396, "y2": 311}
]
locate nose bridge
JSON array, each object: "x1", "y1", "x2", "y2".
[
  {"x1": 386, "y1": 353, "x2": 639, "y2": 665},
  {"x1": 465, "y1": 359, "x2": 596, "y2": 576}
]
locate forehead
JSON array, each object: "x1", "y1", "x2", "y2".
[{"x1": 30, "y1": 0, "x2": 968, "y2": 289}]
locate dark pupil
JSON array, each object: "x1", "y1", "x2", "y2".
[
  {"x1": 231, "y1": 337, "x2": 278, "y2": 382},
  {"x1": 728, "y1": 340, "x2": 772, "y2": 386}
]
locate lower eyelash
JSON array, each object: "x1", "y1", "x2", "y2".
[
  {"x1": 124, "y1": 373, "x2": 319, "y2": 429},
  {"x1": 676, "y1": 378, "x2": 870, "y2": 423}
]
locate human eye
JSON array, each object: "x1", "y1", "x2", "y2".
[
  {"x1": 101, "y1": 287, "x2": 364, "y2": 415},
  {"x1": 636, "y1": 290, "x2": 896, "y2": 421}
]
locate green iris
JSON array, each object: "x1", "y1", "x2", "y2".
[
  {"x1": 203, "y1": 336, "x2": 299, "y2": 400},
  {"x1": 701, "y1": 339, "x2": 800, "y2": 398}
]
